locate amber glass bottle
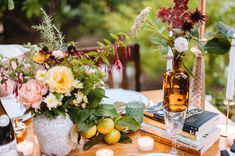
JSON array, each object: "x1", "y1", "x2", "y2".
[{"x1": 163, "y1": 56, "x2": 189, "y2": 112}]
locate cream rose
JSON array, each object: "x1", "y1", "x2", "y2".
[
  {"x1": 19, "y1": 79, "x2": 43, "y2": 109},
  {"x1": 46, "y1": 66, "x2": 74, "y2": 94}
]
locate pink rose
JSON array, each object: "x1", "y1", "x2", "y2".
[{"x1": 19, "y1": 79, "x2": 43, "y2": 109}]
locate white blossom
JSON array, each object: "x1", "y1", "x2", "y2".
[
  {"x1": 130, "y1": 7, "x2": 151, "y2": 37},
  {"x1": 174, "y1": 37, "x2": 188, "y2": 52},
  {"x1": 75, "y1": 92, "x2": 84, "y2": 104},
  {"x1": 72, "y1": 80, "x2": 83, "y2": 89},
  {"x1": 35, "y1": 70, "x2": 47, "y2": 81},
  {"x1": 44, "y1": 93, "x2": 59, "y2": 110}
]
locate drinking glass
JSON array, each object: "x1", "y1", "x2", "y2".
[{"x1": 163, "y1": 106, "x2": 187, "y2": 154}]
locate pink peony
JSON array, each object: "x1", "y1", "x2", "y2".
[{"x1": 19, "y1": 79, "x2": 43, "y2": 109}]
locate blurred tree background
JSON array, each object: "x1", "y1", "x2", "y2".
[{"x1": 0, "y1": 0, "x2": 235, "y2": 120}]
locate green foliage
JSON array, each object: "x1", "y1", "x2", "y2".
[
  {"x1": 83, "y1": 134, "x2": 104, "y2": 151},
  {"x1": 94, "y1": 104, "x2": 118, "y2": 118},
  {"x1": 115, "y1": 116, "x2": 141, "y2": 131},
  {"x1": 32, "y1": 9, "x2": 64, "y2": 50},
  {"x1": 87, "y1": 88, "x2": 106, "y2": 108},
  {"x1": 119, "y1": 133, "x2": 132, "y2": 143},
  {"x1": 205, "y1": 33, "x2": 231, "y2": 54}
]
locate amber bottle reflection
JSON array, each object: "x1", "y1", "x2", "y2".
[{"x1": 163, "y1": 56, "x2": 189, "y2": 112}]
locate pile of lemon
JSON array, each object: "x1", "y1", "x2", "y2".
[{"x1": 81, "y1": 117, "x2": 124, "y2": 145}]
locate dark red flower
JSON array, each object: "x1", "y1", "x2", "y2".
[
  {"x1": 182, "y1": 21, "x2": 193, "y2": 32},
  {"x1": 189, "y1": 8, "x2": 206, "y2": 24}
]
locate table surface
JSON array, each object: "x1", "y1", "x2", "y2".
[{"x1": 26, "y1": 90, "x2": 235, "y2": 156}]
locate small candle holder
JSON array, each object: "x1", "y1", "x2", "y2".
[
  {"x1": 220, "y1": 99, "x2": 234, "y2": 137},
  {"x1": 137, "y1": 136, "x2": 154, "y2": 152},
  {"x1": 96, "y1": 148, "x2": 114, "y2": 156},
  {"x1": 13, "y1": 118, "x2": 28, "y2": 143}
]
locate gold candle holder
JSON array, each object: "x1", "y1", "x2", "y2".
[{"x1": 220, "y1": 99, "x2": 234, "y2": 137}]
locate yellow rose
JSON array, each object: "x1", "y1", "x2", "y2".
[
  {"x1": 33, "y1": 52, "x2": 48, "y2": 64},
  {"x1": 46, "y1": 66, "x2": 74, "y2": 94}
]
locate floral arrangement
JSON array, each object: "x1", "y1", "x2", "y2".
[
  {"x1": 128, "y1": 0, "x2": 232, "y2": 73},
  {"x1": 130, "y1": 0, "x2": 206, "y2": 66},
  {"x1": 0, "y1": 9, "x2": 140, "y2": 150}
]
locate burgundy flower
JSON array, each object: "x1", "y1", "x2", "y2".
[
  {"x1": 182, "y1": 21, "x2": 193, "y2": 32},
  {"x1": 189, "y1": 8, "x2": 206, "y2": 24}
]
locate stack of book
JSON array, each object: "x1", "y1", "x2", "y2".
[{"x1": 141, "y1": 103, "x2": 220, "y2": 155}]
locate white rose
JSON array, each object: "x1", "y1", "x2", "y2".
[
  {"x1": 174, "y1": 37, "x2": 188, "y2": 52},
  {"x1": 52, "y1": 50, "x2": 65, "y2": 58}
]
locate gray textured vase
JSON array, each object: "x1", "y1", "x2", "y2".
[{"x1": 33, "y1": 115, "x2": 76, "y2": 156}]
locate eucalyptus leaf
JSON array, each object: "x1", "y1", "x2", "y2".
[
  {"x1": 116, "y1": 116, "x2": 140, "y2": 131},
  {"x1": 204, "y1": 32, "x2": 231, "y2": 54},
  {"x1": 94, "y1": 104, "x2": 118, "y2": 118}
]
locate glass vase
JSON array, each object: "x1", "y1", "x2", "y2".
[{"x1": 163, "y1": 56, "x2": 189, "y2": 112}]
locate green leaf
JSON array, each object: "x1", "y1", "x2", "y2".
[
  {"x1": 204, "y1": 32, "x2": 231, "y2": 55},
  {"x1": 87, "y1": 88, "x2": 106, "y2": 108},
  {"x1": 160, "y1": 46, "x2": 169, "y2": 55},
  {"x1": 68, "y1": 107, "x2": 95, "y2": 123},
  {"x1": 110, "y1": 33, "x2": 118, "y2": 40},
  {"x1": 103, "y1": 39, "x2": 111, "y2": 45},
  {"x1": 119, "y1": 133, "x2": 132, "y2": 143},
  {"x1": 77, "y1": 121, "x2": 95, "y2": 132},
  {"x1": 116, "y1": 116, "x2": 140, "y2": 131},
  {"x1": 97, "y1": 42, "x2": 105, "y2": 47},
  {"x1": 196, "y1": 40, "x2": 205, "y2": 53},
  {"x1": 8, "y1": 0, "x2": 14, "y2": 10},
  {"x1": 87, "y1": 51, "x2": 98, "y2": 57},
  {"x1": 101, "y1": 56, "x2": 109, "y2": 65},
  {"x1": 83, "y1": 134, "x2": 104, "y2": 151},
  {"x1": 94, "y1": 104, "x2": 118, "y2": 118}
]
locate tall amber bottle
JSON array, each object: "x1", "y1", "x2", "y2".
[{"x1": 163, "y1": 56, "x2": 189, "y2": 112}]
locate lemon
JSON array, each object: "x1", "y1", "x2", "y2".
[
  {"x1": 104, "y1": 129, "x2": 121, "y2": 145},
  {"x1": 81, "y1": 125, "x2": 97, "y2": 139},
  {"x1": 114, "y1": 116, "x2": 125, "y2": 131},
  {"x1": 97, "y1": 118, "x2": 114, "y2": 134}
]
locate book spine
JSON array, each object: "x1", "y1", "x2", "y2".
[
  {"x1": 141, "y1": 123, "x2": 202, "y2": 149},
  {"x1": 142, "y1": 131, "x2": 200, "y2": 156},
  {"x1": 144, "y1": 114, "x2": 198, "y2": 133},
  {"x1": 143, "y1": 117, "x2": 197, "y2": 140}
]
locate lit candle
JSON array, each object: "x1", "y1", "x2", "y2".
[
  {"x1": 137, "y1": 136, "x2": 154, "y2": 151},
  {"x1": 96, "y1": 148, "x2": 114, "y2": 156},
  {"x1": 17, "y1": 141, "x2": 33, "y2": 156},
  {"x1": 226, "y1": 34, "x2": 235, "y2": 100}
]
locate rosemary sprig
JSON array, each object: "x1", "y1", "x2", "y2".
[{"x1": 32, "y1": 9, "x2": 64, "y2": 50}]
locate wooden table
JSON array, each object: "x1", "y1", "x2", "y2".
[{"x1": 27, "y1": 90, "x2": 235, "y2": 156}]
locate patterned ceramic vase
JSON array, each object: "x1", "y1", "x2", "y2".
[{"x1": 33, "y1": 115, "x2": 76, "y2": 156}]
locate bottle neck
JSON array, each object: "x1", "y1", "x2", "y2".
[{"x1": 172, "y1": 56, "x2": 182, "y2": 70}]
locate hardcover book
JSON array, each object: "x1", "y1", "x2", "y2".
[{"x1": 144, "y1": 103, "x2": 219, "y2": 134}]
